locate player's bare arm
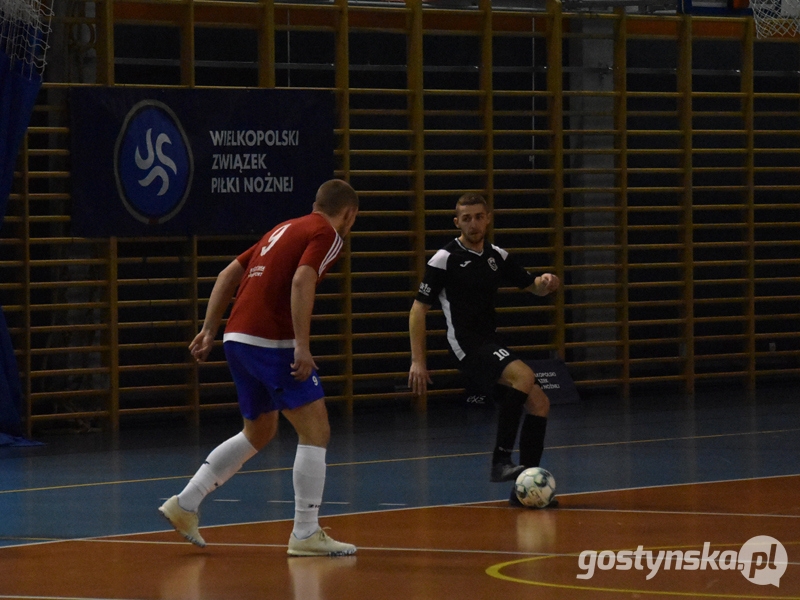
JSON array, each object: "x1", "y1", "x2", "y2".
[
  {"x1": 528, "y1": 273, "x2": 560, "y2": 297},
  {"x1": 290, "y1": 264, "x2": 320, "y2": 381},
  {"x1": 190, "y1": 259, "x2": 245, "y2": 362},
  {"x1": 408, "y1": 300, "x2": 433, "y2": 395}
]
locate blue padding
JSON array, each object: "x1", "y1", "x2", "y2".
[
  {"x1": 0, "y1": 307, "x2": 23, "y2": 435},
  {"x1": 0, "y1": 46, "x2": 42, "y2": 435},
  {"x1": 0, "y1": 52, "x2": 42, "y2": 219}
]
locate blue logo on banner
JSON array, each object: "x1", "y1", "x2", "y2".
[{"x1": 114, "y1": 100, "x2": 193, "y2": 224}]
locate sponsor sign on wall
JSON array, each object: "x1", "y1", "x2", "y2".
[
  {"x1": 69, "y1": 88, "x2": 334, "y2": 236},
  {"x1": 527, "y1": 358, "x2": 581, "y2": 405},
  {"x1": 464, "y1": 358, "x2": 579, "y2": 406}
]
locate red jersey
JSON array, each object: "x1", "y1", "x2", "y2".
[{"x1": 223, "y1": 212, "x2": 343, "y2": 346}]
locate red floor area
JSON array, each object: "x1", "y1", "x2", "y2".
[{"x1": 2, "y1": 475, "x2": 798, "y2": 600}]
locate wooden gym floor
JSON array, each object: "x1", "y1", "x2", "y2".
[{"x1": 1, "y1": 386, "x2": 798, "y2": 599}]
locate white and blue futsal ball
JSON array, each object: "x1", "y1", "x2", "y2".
[{"x1": 514, "y1": 467, "x2": 556, "y2": 508}]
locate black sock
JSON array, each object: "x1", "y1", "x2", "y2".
[
  {"x1": 519, "y1": 414, "x2": 548, "y2": 467},
  {"x1": 493, "y1": 386, "x2": 527, "y2": 464}
]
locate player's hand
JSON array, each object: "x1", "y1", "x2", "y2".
[
  {"x1": 538, "y1": 273, "x2": 560, "y2": 295},
  {"x1": 189, "y1": 330, "x2": 215, "y2": 363},
  {"x1": 291, "y1": 346, "x2": 318, "y2": 382},
  {"x1": 408, "y1": 362, "x2": 433, "y2": 396}
]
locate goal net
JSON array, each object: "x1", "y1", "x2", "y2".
[
  {"x1": 750, "y1": 0, "x2": 800, "y2": 38},
  {"x1": 0, "y1": 0, "x2": 53, "y2": 80}
]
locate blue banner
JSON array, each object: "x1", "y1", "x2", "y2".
[
  {"x1": 1, "y1": 49, "x2": 43, "y2": 436},
  {"x1": 69, "y1": 88, "x2": 334, "y2": 236},
  {"x1": 527, "y1": 359, "x2": 581, "y2": 405},
  {"x1": 0, "y1": 56, "x2": 42, "y2": 228}
]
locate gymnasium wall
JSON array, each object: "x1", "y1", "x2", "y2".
[{"x1": 2, "y1": 0, "x2": 799, "y2": 435}]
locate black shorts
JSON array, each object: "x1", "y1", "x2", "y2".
[{"x1": 457, "y1": 341, "x2": 521, "y2": 398}]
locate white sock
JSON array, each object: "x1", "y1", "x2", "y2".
[
  {"x1": 292, "y1": 444, "x2": 327, "y2": 539},
  {"x1": 177, "y1": 432, "x2": 257, "y2": 512}
]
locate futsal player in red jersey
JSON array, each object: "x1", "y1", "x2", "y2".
[{"x1": 159, "y1": 179, "x2": 358, "y2": 556}]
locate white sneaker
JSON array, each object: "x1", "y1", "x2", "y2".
[
  {"x1": 158, "y1": 495, "x2": 206, "y2": 548},
  {"x1": 287, "y1": 528, "x2": 356, "y2": 557}
]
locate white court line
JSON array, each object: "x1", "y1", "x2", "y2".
[
  {"x1": 545, "y1": 426, "x2": 800, "y2": 451},
  {"x1": 5, "y1": 427, "x2": 798, "y2": 498},
  {"x1": 3, "y1": 476, "x2": 799, "y2": 552},
  {"x1": 0, "y1": 496, "x2": 514, "y2": 551},
  {"x1": 0, "y1": 596, "x2": 142, "y2": 600},
  {"x1": 51, "y1": 537, "x2": 800, "y2": 568},
  {"x1": 265, "y1": 499, "x2": 348, "y2": 504},
  {"x1": 463, "y1": 504, "x2": 800, "y2": 519},
  {"x1": 552, "y1": 471, "x2": 800, "y2": 496},
  {"x1": 73, "y1": 537, "x2": 554, "y2": 555},
  {"x1": 544, "y1": 507, "x2": 800, "y2": 520}
]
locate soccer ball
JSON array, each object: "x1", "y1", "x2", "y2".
[{"x1": 514, "y1": 467, "x2": 556, "y2": 508}]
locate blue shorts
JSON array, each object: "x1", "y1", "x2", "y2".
[{"x1": 223, "y1": 341, "x2": 325, "y2": 419}]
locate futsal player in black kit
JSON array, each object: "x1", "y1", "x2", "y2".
[{"x1": 408, "y1": 193, "x2": 560, "y2": 506}]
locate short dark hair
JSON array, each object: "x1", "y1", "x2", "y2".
[
  {"x1": 315, "y1": 179, "x2": 359, "y2": 216},
  {"x1": 455, "y1": 193, "x2": 488, "y2": 213}
]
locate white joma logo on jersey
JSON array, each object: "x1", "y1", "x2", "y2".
[
  {"x1": 460, "y1": 260, "x2": 471, "y2": 267},
  {"x1": 419, "y1": 282, "x2": 431, "y2": 296}
]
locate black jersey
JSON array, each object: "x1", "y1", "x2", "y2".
[{"x1": 415, "y1": 238, "x2": 536, "y2": 360}]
